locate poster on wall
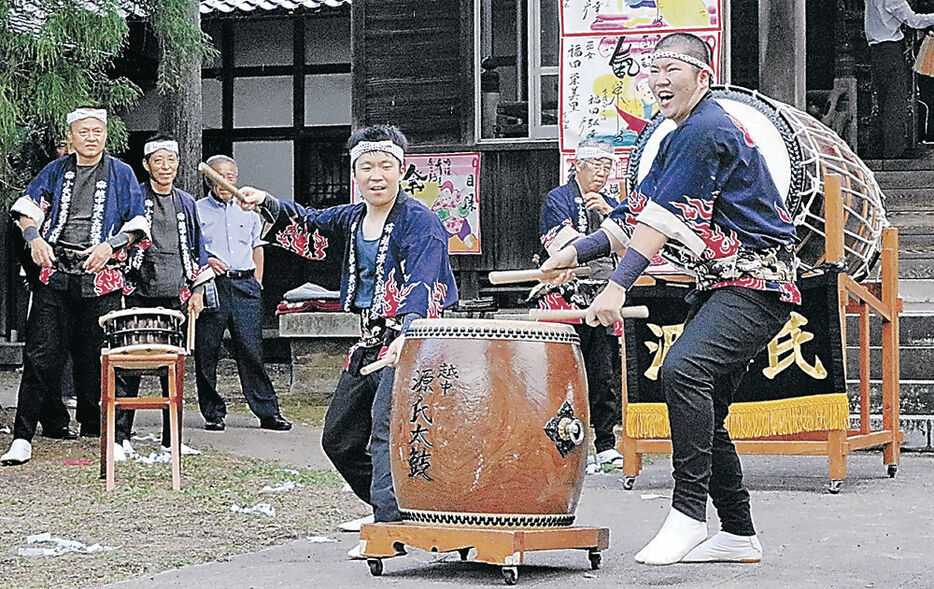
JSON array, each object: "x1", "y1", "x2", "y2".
[
  {"x1": 561, "y1": 0, "x2": 723, "y2": 37},
  {"x1": 559, "y1": 31, "x2": 721, "y2": 153},
  {"x1": 352, "y1": 153, "x2": 482, "y2": 255}
]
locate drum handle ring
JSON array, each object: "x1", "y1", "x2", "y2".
[{"x1": 557, "y1": 417, "x2": 585, "y2": 447}]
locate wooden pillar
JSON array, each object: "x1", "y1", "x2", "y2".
[{"x1": 759, "y1": 0, "x2": 806, "y2": 108}]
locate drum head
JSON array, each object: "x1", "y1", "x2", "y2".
[{"x1": 628, "y1": 86, "x2": 804, "y2": 216}]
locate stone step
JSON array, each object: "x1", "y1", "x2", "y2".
[
  {"x1": 898, "y1": 258, "x2": 934, "y2": 279},
  {"x1": 844, "y1": 346, "x2": 934, "y2": 381},
  {"x1": 844, "y1": 312, "x2": 934, "y2": 347},
  {"x1": 0, "y1": 343, "x2": 23, "y2": 367},
  {"x1": 881, "y1": 187, "x2": 934, "y2": 211},
  {"x1": 887, "y1": 210, "x2": 934, "y2": 231},
  {"x1": 844, "y1": 380, "x2": 934, "y2": 414},
  {"x1": 873, "y1": 169, "x2": 934, "y2": 188}
]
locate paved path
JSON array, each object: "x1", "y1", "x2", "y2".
[{"x1": 2, "y1": 369, "x2": 932, "y2": 588}]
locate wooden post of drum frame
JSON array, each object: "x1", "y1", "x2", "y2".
[
  {"x1": 618, "y1": 173, "x2": 903, "y2": 493},
  {"x1": 358, "y1": 522, "x2": 609, "y2": 584},
  {"x1": 99, "y1": 349, "x2": 185, "y2": 491}
]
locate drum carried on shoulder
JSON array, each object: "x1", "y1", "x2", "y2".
[
  {"x1": 98, "y1": 307, "x2": 186, "y2": 354},
  {"x1": 628, "y1": 84, "x2": 887, "y2": 280},
  {"x1": 390, "y1": 318, "x2": 590, "y2": 528}
]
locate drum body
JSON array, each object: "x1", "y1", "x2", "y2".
[
  {"x1": 628, "y1": 85, "x2": 887, "y2": 280},
  {"x1": 390, "y1": 318, "x2": 589, "y2": 528},
  {"x1": 99, "y1": 307, "x2": 185, "y2": 353}
]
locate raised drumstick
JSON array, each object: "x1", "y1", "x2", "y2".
[
  {"x1": 529, "y1": 305, "x2": 650, "y2": 321},
  {"x1": 198, "y1": 162, "x2": 245, "y2": 203},
  {"x1": 360, "y1": 352, "x2": 398, "y2": 376},
  {"x1": 488, "y1": 266, "x2": 591, "y2": 285}
]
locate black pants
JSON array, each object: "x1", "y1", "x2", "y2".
[
  {"x1": 870, "y1": 40, "x2": 912, "y2": 159},
  {"x1": 321, "y1": 345, "x2": 400, "y2": 522},
  {"x1": 195, "y1": 275, "x2": 279, "y2": 422},
  {"x1": 114, "y1": 295, "x2": 183, "y2": 447},
  {"x1": 574, "y1": 323, "x2": 621, "y2": 453},
  {"x1": 13, "y1": 283, "x2": 121, "y2": 440},
  {"x1": 662, "y1": 287, "x2": 792, "y2": 536}
]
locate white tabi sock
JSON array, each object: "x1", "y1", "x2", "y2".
[
  {"x1": 1, "y1": 439, "x2": 32, "y2": 466},
  {"x1": 681, "y1": 531, "x2": 763, "y2": 563},
  {"x1": 634, "y1": 508, "x2": 708, "y2": 565}
]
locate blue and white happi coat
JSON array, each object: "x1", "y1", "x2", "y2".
[
  {"x1": 123, "y1": 185, "x2": 214, "y2": 302},
  {"x1": 605, "y1": 95, "x2": 802, "y2": 304},
  {"x1": 266, "y1": 190, "x2": 459, "y2": 329},
  {"x1": 10, "y1": 154, "x2": 150, "y2": 296}
]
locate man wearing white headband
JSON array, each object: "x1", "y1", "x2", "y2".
[
  {"x1": 237, "y1": 124, "x2": 458, "y2": 552},
  {"x1": 542, "y1": 32, "x2": 800, "y2": 565},
  {"x1": 535, "y1": 137, "x2": 623, "y2": 473},
  {"x1": 3, "y1": 107, "x2": 150, "y2": 466},
  {"x1": 109, "y1": 135, "x2": 214, "y2": 461}
]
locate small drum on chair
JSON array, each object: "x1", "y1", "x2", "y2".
[
  {"x1": 628, "y1": 85, "x2": 888, "y2": 280},
  {"x1": 390, "y1": 318, "x2": 589, "y2": 528},
  {"x1": 99, "y1": 307, "x2": 186, "y2": 354}
]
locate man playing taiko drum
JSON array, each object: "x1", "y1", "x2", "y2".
[
  {"x1": 542, "y1": 33, "x2": 800, "y2": 565},
  {"x1": 237, "y1": 125, "x2": 459, "y2": 555}
]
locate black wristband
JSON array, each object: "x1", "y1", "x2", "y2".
[
  {"x1": 259, "y1": 195, "x2": 281, "y2": 224},
  {"x1": 106, "y1": 233, "x2": 130, "y2": 250},
  {"x1": 609, "y1": 248, "x2": 652, "y2": 291},
  {"x1": 571, "y1": 231, "x2": 612, "y2": 263},
  {"x1": 22, "y1": 225, "x2": 40, "y2": 243}
]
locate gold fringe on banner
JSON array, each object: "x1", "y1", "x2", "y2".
[{"x1": 625, "y1": 393, "x2": 851, "y2": 439}]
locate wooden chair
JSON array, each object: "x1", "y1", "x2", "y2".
[{"x1": 99, "y1": 344, "x2": 185, "y2": 491}]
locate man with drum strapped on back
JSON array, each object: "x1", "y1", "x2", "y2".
[
  {"x1": 111, "y1": 134, "x2": 214, "y2": 461},
  {"x1": 2, "y1": 107, "x2": 149, "y2": 466},
  {"x1": 536, "y1": 137, "x2": 624, "y2": 472},
  {"x1": 236, "y1": 125, "x2": 458, "y2": 553},
  {"x1": 542, "y1": 33, "x2": 800, "y2": 565}
]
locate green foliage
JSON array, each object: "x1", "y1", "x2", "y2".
[{"x1": 0, "y1": 0, "x2": 214, "y2": 203}]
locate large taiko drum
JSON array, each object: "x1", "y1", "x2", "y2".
[
  {"x1": 99, "y1": 307, "x2": 185, "y2": 354},
  {"x1": 390, "y1": 318, "x2": 589, "y2": 528},
  {"x1": 628, "y1": 85, "x2": 887, "y2": 280}
]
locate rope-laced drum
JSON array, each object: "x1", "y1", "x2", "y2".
[
  {"x1": 627, "y1": 85, "x2": 888, "y2": 280},
  {"x1": 98, "y1": 307, "x2": 186, "y2": 354}
]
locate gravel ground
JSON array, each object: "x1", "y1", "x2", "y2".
[{"x1": 0, "y1": 366, "x2": 366, "y2": 589}]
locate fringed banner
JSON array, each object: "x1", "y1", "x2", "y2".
[{"x1": 625, "y1": 393, "x2": 851, "y2": 439}]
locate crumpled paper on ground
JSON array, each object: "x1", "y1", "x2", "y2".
[
  {"x1": 261, "y1": 481, "x2": 303, "y2": 493},
  {"x1": 18, "y1": 532, "x2": 117, "y2": 557},
  {"x1": 306, "y1": 536, "x2": 337, "y2": 543},
  {"x1": 134, "y1": 452, "x2": 173, "y2": 465},
  {"x1": 230, "y1": 503, "x2": 276, "y2": 518}
]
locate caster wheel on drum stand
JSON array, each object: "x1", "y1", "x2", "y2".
[
  {"x1": 887, "y1": 464, "x2": 898, "y2": 478},
  {"x1": 588, "y1": 549, "x2": 602, "y2": 570},
  {"x1": 367, "y1": 558, "x2": 383, "y2": 577},
  {"x1": 502, "y1": 566, "x2": 519, "y2": 585},
  {"x1": 622, "y1": 476, "x2": 636, "y2": 490},
  {"x1": 828, "y1": 479, "x2": 843, "y2": 494}
]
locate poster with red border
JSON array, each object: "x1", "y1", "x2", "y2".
[{"x1": 351, "y1": 153, "x2": 482, "y2": 255}]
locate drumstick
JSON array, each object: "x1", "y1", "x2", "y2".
[
  {"x1": 529, "y1": 305, "x2": 650, "y2": 321},
  {"x1": 360, "y1": 352, "x2": 397, "y2": 376},
  {"x1": 186, "y1": 308, "x2": 196, "y2": 353},
  {"x1": 488, "y1": 266, "x2": 592, "y2": 285},
  {"x1": 198, "y1": 162, "x2": 246, "y2": 203}
]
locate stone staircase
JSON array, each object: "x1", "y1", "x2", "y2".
[{"x1": 859, "y1": 159, "x2": 934, "y2": 450}]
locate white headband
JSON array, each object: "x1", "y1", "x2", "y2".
[
  {"x1": 144, "y1": 140, "x2": 179, "y2": 156},
  {"x1": 66, "y1": 108, "x2": 107, "y2": 126},
  {"x1": 576, "y1": 146, "x2": 615, "y2": 161},
  {"x1": 649, "y1": 51, "x2": 715, "y2": 77},
  {"x1": 350, "y1": 140, "x2": 404, "y2": 164}
]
